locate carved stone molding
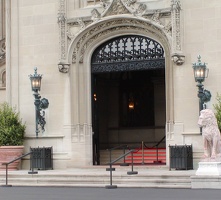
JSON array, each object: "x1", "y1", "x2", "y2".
[
  {"x1": 151, "y1": 10, "x2": 163, "y2": 26},
  {"x1": 171, "y1": 53, "x2": 185, "y2": 65},
  {"x1": 71, "y1": 18, "x2": 170, "y2": 64},
  {"x1": 58, "y1": 0, "x2": 67, "y2": 66},
  {"x1": 96, "y1": 0, "x2": 148, "y2": 18},
  {"x1": 91, "y1": 8, "x2": 101, "y2": 22},
  {"x1": 171, "y1": 0, "x2": 182, "y2": 52},
  {"x1": 71, "y1": 124, "x2": 92, "y2": 143},
  {"x1": 58, "y1": 61, "x2": 70, "y2": 73},
  {"x1": 0, "y1": 38, "x2": 5, "y2": 66},
  {"x1": 64, "y1": 0, "x2": 185, "y2": 67}
]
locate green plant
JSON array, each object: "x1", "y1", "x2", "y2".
[
  {"x1": 213, "y1": 93, "x2": 221, "y2": 131},
  {"x1": 0, "y1": 102, "x2": 25, "y2": 146}
]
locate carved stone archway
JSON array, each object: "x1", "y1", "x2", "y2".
[
  {"x1": 66, "y1": 15, "x2": 173, "y2": 166},
  {"x1": 68, "y1": 16, "x2": 172, "y2": 119}
]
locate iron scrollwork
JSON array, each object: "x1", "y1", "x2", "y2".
[{"x1": 91, "y1": 35, "x2": 165, "y2": 73}]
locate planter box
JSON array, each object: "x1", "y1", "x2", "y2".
[{"x1": 0, "y1": 146, "x2": 24, "y2": 170}]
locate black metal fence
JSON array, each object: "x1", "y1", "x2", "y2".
[
  {"x1": 169, "y1": 145, "x2": 193, "y2": 170},
  {"x1": 30, "y1": 147, "x2": 53, "y2": 170}
]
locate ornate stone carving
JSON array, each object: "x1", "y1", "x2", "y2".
[
  {"x1": 58, "y1": 0, "x2": 67, "y2": 64},
  {"x1": 91, "y1": 9, "x2": 101, "y2": 22},
  {"x1": 77, "y1": 18, "x2": 86, "y2": 29},
  {"x1": 101, "y1": 0, "x2": 147, "y2": 17},
  {"x1": 124, "y1": 0, "x2": 136, "y2": 7},
  {"x1": 71, "y1": 18, "x2": 169, "y2": 64},
  {"x1": 68, "y1": 1, "x2": 179, "y2": 65},
  {"x1": 164, "y1": 20, "x2": 172, "y2": 34},
  {"x1": 171, "y1": 0, "x2": 182, "y2": 52},
  {"x1": 100, "y1": 0, "x2": 109, "y2": 9},
  {"x1": 110, "y1": 0, "x2": 130, "y2": 15},
  {"x1": 67, "y1": 25, "x2": 75, "y2": 40},
  {"x1": 133, "y1": 4, "x2": 147, "y2": 16},
  {"x1": 151, "y1": 10, "x2": 163, "y2": 26},
  {"x1": 198, "y1": 109, "x2": 221, "y2": 160},
  {"x1": 58, "y1": 62, "x2": 70, "y2": 73},
  {"x1": 0, "y1": 38, "x2": 6, "y2": 65},
  {"x1": 171, "y1": 53, "x2": 185, "y2": 65},
  {"x1": 66, "y1": 0, "x2": 173, "y2": 42}
]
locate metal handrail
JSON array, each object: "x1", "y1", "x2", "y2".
[
  {"x1": 108, "y1": 149, "x2": 133, "y2": 165},
  {"x1": 107, "y1": 144, "x2": 128, "y2": 151},
  {"x1": 105, "y1": 149, "x2": 138, "y2": 189},
  {"x1": 2, "y1": 151, "x2": 36, "y2": 187},
  {"x1": 107, "y1": 144, "x2": 129, "y2": 165}
]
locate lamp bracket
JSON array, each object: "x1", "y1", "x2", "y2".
[{"x1": 201, "y1": 89, "x2": 211, "y2": 103}]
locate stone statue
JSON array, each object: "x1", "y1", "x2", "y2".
[{"x1": 198, "y1": 109, "x2": 221, "y2": 159}]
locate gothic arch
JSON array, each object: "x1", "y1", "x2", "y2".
[
  {"x1": 68, "y1": 16, "x2": 173, "y2": 119},
  {"x1": 68, "y1": 16, "x2": 171, "y2": 64},
  {"x1": 67, "y1": 16, "x2": 173, "y2": 136}
]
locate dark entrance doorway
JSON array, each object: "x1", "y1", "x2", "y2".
[{"x1": 91, "y1": 35, "x2": 166, "y2": 165}]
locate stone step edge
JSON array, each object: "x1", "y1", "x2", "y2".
[{"x1": 0, "y1": 183, "x2": 191, "y2": 189}]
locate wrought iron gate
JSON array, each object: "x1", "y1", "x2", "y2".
[{"x1": 91, "y1": 35, "x2": 165, "y2": 73}]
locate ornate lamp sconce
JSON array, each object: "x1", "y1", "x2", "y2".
[
  {"x1": 192, "y1": 55, "x2": 211, "y2": 111},
  {"x1": 29, "y1": 67, "x2": 49, "y2": 137}
]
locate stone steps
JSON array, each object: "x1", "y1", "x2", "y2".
[
  {"x1": 0, "y1": 166, "x2": 194, "y2": 188},
  {"x1": 0, "y1": 177, "x2": 191, "y2": 188}
]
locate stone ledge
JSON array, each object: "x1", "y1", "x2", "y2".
[
  {"x1": 25, "y1": 135, "x2": 65, "y2": 139},
  {"x1": 196, "y1": 162, "x2": 221, "y2": 176}
]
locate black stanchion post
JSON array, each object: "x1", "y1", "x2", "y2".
[
  {"x1": 2, "y1": 164, "x2": 12, "y2": 187},
  {"x1": 105, "y1": 163, "x2": 117, "y2": 189},
  {"x1": 127, "y1": 151, "x2": 138, "y2": 175},
  {"x1": 106, "y1": 149, "x2": 115, "y2": 171}
]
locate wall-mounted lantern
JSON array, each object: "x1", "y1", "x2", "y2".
[
  {"x1": 29, "y1": 67, "x2": 49, "y2": 137},
  {"x1": 192, "y1": 55, "x2": 211, "y2": 111}
]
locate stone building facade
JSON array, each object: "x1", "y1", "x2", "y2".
[{"x1": 1, "y1": 0, "x2": 221, "y2": 169}]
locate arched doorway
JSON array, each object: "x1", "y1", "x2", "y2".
[{"x1": 91, "y1": 35, "x2": 166, "y2": 165}]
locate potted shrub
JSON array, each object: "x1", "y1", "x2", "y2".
[{"x1": 0, "y1": 102, "x2": 25, "y2": 170}]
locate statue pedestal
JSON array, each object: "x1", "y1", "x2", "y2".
[
  {"x1": 196, "y1": 162, "x2": 221, "y2": 175},
  {"x1": 191, "y1": 162, "x2": 221, "y2": 189}
]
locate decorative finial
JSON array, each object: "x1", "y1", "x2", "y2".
[
  {"x1": 34, "y1": 67, "x2": 37, "y2": 75},
  {"x1": 197, "y1": 55, "x2": 201, "y2": 63}
]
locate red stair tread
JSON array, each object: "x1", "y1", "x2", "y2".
[{"x1": 124, "y1": 147, "x2": 166, "y2": 165}]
